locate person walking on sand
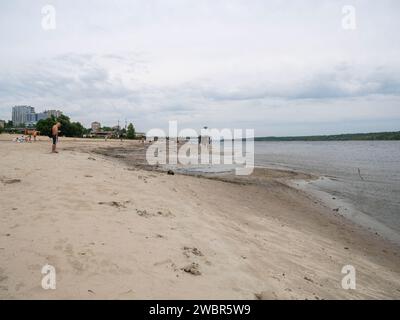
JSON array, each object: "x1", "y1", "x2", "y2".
[{"x1": 51, "y1": 122, "x2": 61, "y2": 153}]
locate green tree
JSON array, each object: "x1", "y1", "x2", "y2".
[
  {"x1": 56, "y1": 114, "x2": 72, "y2": 136},
  {"x1": 56, "y1": 114, "x2": 84, "y2": 137},
  {"x1": 36, "y1": 116, "x2": 57, "y2": 137},
  {"x1": 36, "y1": 114, "x2": 85, "y2": 138},
  {"x1": 70, "y1": 122, "x2": 85, "y2": 137},
  {"x1": 126, "y1": 123, "x2": 135, "y2": 139},
  {"x1": 82, "y1": 126, "x2": 89, "y2": 135}
]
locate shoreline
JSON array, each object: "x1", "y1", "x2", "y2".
[
  {"x1": 89, "y1": 139, "x2": 400, "y2": 246},
  {"x1": 1, "y1": 135, "x2": 400, "y2": 299},
  {"x1": 290, "y1": 178, "x2": 400, "y2": 246},
  {"x1": 67, "y1": 138, "x2": 400, "y2": 252}
]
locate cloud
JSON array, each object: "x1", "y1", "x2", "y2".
[
  {"x1": 1, "y1": 52, "x2": 400, "y2": 135},
  {"x1": 199, "y1": 64, "x2": 400, "y2": 101}
]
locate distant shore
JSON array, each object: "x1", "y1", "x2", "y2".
[
  {"x1": 1, "y1": 134, "x2": 400, "y2": 299},
  {"x1": 254, "y1": 130, "x2": 400, "y2": 141}
]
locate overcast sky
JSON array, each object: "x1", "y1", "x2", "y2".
[{"x1": 0, "y1": 0, "x2": 399, "y2": 136}]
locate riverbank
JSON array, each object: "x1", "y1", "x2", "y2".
[{"x1": 0, "y1": 134, "x2": 399, "y2": 299}]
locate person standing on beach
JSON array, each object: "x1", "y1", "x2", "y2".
[{"x1": 51, "y1": 122, "x2": 61, "y2": 153}]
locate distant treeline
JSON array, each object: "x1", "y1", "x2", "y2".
[{"x1": 254, "y1": 131, "x2": 400, "y2": 141}]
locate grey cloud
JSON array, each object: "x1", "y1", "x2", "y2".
[
  {"x1": 203, "y1": 66, "x2": 400, "y2": 102},
  {"x1": 0, "y1": 53, "x2": 138, "y2": 101}
]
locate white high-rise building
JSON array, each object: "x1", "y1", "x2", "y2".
[
  {"x1": 11, "y1": 107, "x2": 63, "y2": 126},
  {"x1": 12, "y1": 106, "x2": 36, "y2": 126}
]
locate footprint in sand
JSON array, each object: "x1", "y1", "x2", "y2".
[
  {"x1": 0, "y1": 178, "x2": 21, "y2": 185},
  {"x1": 182, "y1": 246, "x2": 203, "y2": 258},
  {"x1": 98, "y1": 201, "x2": 130, "y2": 209},
  {"x1": 255, "y1": 287, "x2": 298, "y2": 300},
  {"x1": 180, "y1": 246, "x2": 210, "y2": 275},
  {"x1": 135, "y1": 209, "x2": 152, "y2": 218},
  {"x1": 156, "y1": 210, "x2": 174, "y2": 217},
  {"x1": 153, "y1": 259, "x2": 179, "y2": 273},
  {"x1": 135, "y1": 209, "x2": 174, "y2": 218},
  {"x1": 137, "y1": 175, "x2": 149, "y2": 183},
  {"x1": 182, "y1": 262, "x2": 201, "y2": 276}
]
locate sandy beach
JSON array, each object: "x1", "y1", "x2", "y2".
[{"x1": 0, "y1": 134, "x2": 399, "y2": 299}]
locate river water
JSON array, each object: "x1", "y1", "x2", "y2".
[{"x1": 254, "y1": 141, "x2": 400, "y2": 242}]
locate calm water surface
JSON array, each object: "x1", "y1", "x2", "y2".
[{"x1": 254, "y1": 141, "x2": 400, "y2": 236}]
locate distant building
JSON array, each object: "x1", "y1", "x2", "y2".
[
  {"x1": 0, "y1": 120, "x2": 5, "y2": 129},
  {"x1": 11, "y1": 106, "x2": 63, "y2": 126},
  {"x1": 135, "y1": 132, "x2": 146, "y2": 139},
  {"x1": 36, "y1": 110, "x2": 62, "y2": 121},
  {"x1": 91, "y1": 121, "x2": 101, "y2": 132},
  {"x1": 12, "y1": 106, "x2": 36, "y2": 126},
  {"x1": 45, "y1": 110, "x2": 62, "y2": 118},
  {"x1": 36, "y1": 112, "x2": 48, "y2": 122}
]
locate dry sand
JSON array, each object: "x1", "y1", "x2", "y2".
[{"x1": 0, "y1": 134, "x2": 399, "y2": 299}]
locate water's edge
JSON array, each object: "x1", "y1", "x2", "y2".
[{"x1": 290, "y1": 177, "x2": 400, "y2": 245}]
